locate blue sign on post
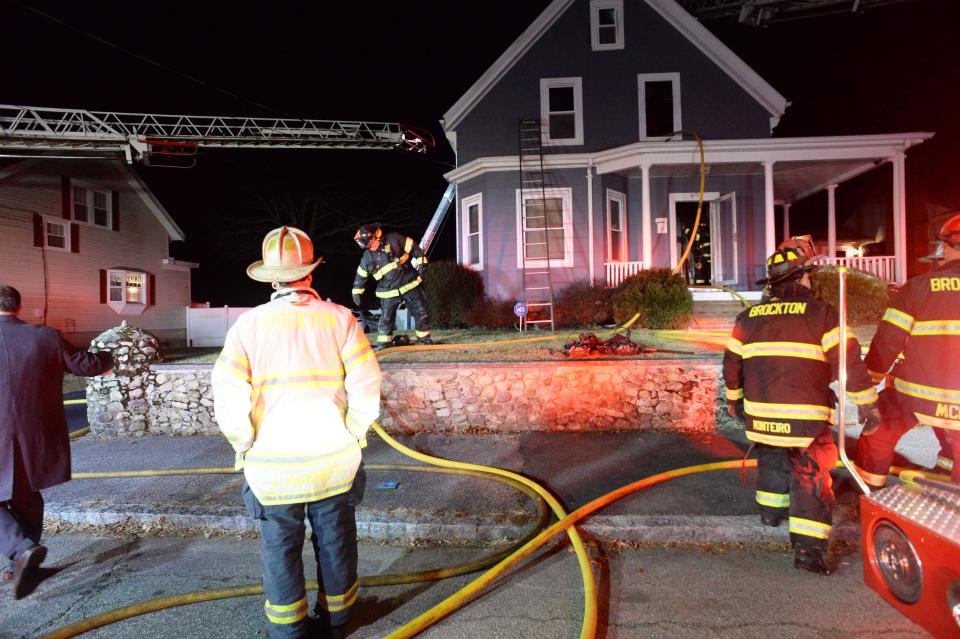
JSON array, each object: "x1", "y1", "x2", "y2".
[{"x1": 513, "y1": 302, "x2": 528, "y2": 318}]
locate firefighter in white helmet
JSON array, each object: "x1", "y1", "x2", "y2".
[{"x1": 212, "y1": 226, "x2": 381, "y2": 639}]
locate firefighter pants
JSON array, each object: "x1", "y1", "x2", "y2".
[
  {"x1": 756, "y1": 428, "x2": 838, "y2": 551},
  {"x1": 242, "y1": 467, "x2": 365, "y2": 638},
  {"x1": 855, "y1": 388, "x2": 960, "y2": 485},
  {"x1": 377, "y1": 285, "x2": 431, "y2": 346}
]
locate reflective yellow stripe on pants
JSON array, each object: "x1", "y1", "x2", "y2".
[
  {"x1": 264, "y1": 596, "x2": 308, "y2": 625},
  {"x1": 315, "y1": 580, "x2": 359, "y2": 613}
]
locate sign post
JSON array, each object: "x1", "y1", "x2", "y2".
[{"x1": 513, "y1": 302, "x2": 528, "y2": 332}]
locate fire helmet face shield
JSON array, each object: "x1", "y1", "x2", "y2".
[
  {"x1": 354, "y1": 224, "x2": 382, "y2": 250},
  {"x1": 937, "y1": 213, "x2": 960, "y2": 248},
  {"x1": 761, "y1": 247, "x2": 813, "y2": 287}
]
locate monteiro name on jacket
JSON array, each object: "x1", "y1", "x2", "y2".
[{"x1": 748, "y1": 302, "x2": 808, "y2": 317}]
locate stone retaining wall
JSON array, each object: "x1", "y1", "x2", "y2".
[{"x1": 87, "y1": 358, "x2": 732, "y2": 437}]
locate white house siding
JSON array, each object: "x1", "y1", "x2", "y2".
[{"x1": 0, "y1": 160, "x2": 191, "y2": 346}]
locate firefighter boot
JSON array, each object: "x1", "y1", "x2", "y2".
[
  {"x1": 760, "y1": 510, "x2": 786, "y2": 527},
  {"x1": 793, "y1": 547, "x2": 832, "y2": 576}
]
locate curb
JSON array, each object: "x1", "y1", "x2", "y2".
[{"x1": 44, "y1": 504, "x2": 862, "y2": 546}]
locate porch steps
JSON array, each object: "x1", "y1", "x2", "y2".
[{"x1": 685, "y1": 300, "x2": 749, "y2": 332}]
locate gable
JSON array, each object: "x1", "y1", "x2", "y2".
[
  {"x1": 0, "y1": 159, "x2": 183, "y2": 241},
  {"x1": 443, "y1": 0, "x2": 788, "y2": 135}
]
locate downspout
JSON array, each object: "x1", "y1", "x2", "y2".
[{"x1": 586, "y1": 163, "x2": 594, "y2": 283}]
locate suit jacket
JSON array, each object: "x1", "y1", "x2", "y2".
[{"x1": 0, "y1": 315, "x2": 112, "y2": 499}]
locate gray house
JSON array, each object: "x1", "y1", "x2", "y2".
[{"x1": 442, "y1": 0, "x2": 931, "y2": 306}]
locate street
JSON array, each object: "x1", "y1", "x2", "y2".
[{"x1": 1, "y1": 534, "x2": 926, "y2": 639}]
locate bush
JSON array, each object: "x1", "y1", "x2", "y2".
[
  {"x1": 422, "y1": 260, "x2": 485, "y2": 328},
  {"x1": 611, "y1": 268, "x2": 692, "y2": 329},
  {"x1": 464, "y1": 297, "x2": 519, "y2": 329},
  {"x1": 810, "y1": 266, "x2": 890, "y2": 325},
  {"x1": 554, "y1": 280, "x2": 613, "y2": 328}
]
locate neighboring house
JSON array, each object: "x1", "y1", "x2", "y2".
[
  {"x1": 0, "y1": 159, "x2": 197, "y2": 346},
  {"x1": 442, "y1": 0, "x2": 932, "y2": 302}
]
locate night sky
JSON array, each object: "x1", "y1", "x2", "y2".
[{"x1": 4, "y1": 0, "x2": 959, "y2": 305}]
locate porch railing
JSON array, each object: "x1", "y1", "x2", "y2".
[
  {"x1": 605, "y1": 261, "x2": 644, "y2": 288},
  {"x1": 814, "y1": 255, "x2": 896, "y2": 283}
]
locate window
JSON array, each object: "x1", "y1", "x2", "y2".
[
  {"x1": 43, "y1": 216, "x2": 70, "y2": 251},
  {"x1": 515, "y1": 187, "x2": 574, "y2": 268},
  {"x1": 461, "y1": 194, "x2": 483, "y2": 269},
  {"x1": 104, "y1": 268, "x2": 150, "y2": 315},
  {"x1": 606, "y1": 189, "x2": 627, "y2": 262},
  {"x1": 72, "y1": 183, "x2": 112, "y2": 229},
  {"x1": 540, "y1": 78, "x2": 583, "y2": 145},
  {"x1": 638, "y1": 73, "x2": 681, "y2": 139},
  {"x1": 591, "y1": 0, "x2": 624, "y2": 50}
]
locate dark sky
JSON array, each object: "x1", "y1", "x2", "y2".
[{"x1": 4, "y1": 0, "x2": 959, "y2": 304}]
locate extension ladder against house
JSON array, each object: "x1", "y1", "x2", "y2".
[{"x1": 517, "y1": 119, "x2": 555, "y2": 331}]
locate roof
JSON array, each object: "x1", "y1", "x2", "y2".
[
  {"x1": 0, "y1": 158, "x2": 184, "y2": 241},
  {"x1": 442, "y1": 0, "x2": 789, "y2": 132}
]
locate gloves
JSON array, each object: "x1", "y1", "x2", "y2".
[
  {"x1": 726, "y1": 400, "x2": 745, "y2": 421},
  {"x1": 859, "y1": 403, "x2": 882, "y2": 436},
  {"x1": 352, "y1": 294, "x2": 362, "y2": 307}
]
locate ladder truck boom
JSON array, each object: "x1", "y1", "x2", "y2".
[{"x1": 0, "y1": 104, "x2": 431, "y2": 163}]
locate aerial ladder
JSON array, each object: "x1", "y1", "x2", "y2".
[{"x1": 0, "y1": 104, "x2": 433, "y2": 167}]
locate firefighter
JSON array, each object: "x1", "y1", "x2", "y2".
[
  {"x1": 854, "y1": 213, "x2": 960, "y2": 486},
  {"x1": 723, "y1": 247, "x2": 879, "y2": 574},
  {"x1": 351, "y1": 224, "x2": 432, "y2": 350},
  {"x1": 213, "y1": 226, "x2": 381, "y2": 639}
]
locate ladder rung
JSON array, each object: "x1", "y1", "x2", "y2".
[
  {"x1": 525, "y1": 286, "x2": 551, "y2": 291},
  {"x1": 525, "y1": 302, "x2": 552, "y2": 307},
  {"x1": 525, "y1": 270, "x2": 549, "y2": 275}
]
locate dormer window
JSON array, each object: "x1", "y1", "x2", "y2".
[{"x1": 591, "y1": 0, "x2": 624, "y2": 51}]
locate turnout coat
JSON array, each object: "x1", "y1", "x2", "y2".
[{"x1": 0, "y1": 315, "x2": 112, "y2": 500}]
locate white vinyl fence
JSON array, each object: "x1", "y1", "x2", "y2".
[{"x1": 185, "y1": 306, "x2": 250, "y2": 347}]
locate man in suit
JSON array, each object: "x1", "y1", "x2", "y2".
[{"x1": 0, "y1": 284, "x2": 112, "y2": 599}]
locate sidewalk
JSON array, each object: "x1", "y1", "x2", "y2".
[{"x1": 48, "y1": 424, "x2": 943, "y2": 547}]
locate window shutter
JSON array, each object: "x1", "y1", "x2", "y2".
[
  {"x1": 148, "y1": 273, "x2": 156, "y2": 306},
  {"x1": 70, "y1": 223, "x2": 80, "y2": 253},
  {"x1": 33, "y1": 213, "x2": 43, "y2": 247},
  {"x1": 99, "y1": 269, "x2": 107, "y2": 304},
  {"x1": 61, "y1": 176, "x2": 72, "y2": 219},
  {"x1": 111, "y1": 191, "x2": 120, "y2": 231}
]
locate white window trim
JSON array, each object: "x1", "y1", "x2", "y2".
[
  {"x1": 540, "y1": 77, "x2": 584, "y2": 146},
  {"x1": 71, "y1": 180, "x2": 113, "y2": 229},
  {"x1": 606, "y1": 189, "x2": 628, "y2": 262},
  {"x1": 106, "y1": 267, "x2": 149, "y2": 316},
  {"x1": 461, "y1": 193, "x2": 484, "y2": 271},
  {"x1": 590, "y1": 0, "x2": 624, "y2": 51},
  {"x1": 637, "y1": 72, "x2": 682, "y2": 140},
  {"x1": 515, "y1": 187, "x2": 575, "y2": 269},
  {"x1": 41, "y1": 215, "x2": 70, "y2": 252}
]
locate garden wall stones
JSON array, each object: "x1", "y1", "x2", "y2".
[
  {"x1": 379, "y1": 360, "x2": 734, "y2": 434},
  {"x1": 87, "y1": 356, "x2": 734, "y2": 437}
]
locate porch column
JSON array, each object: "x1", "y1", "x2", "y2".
[
  {"x1": 827, "y1": 184, "x2": 838, "y2": 259},
  {"x1": 586, "y1": 164, "x2": 595, "y2": 282},
  {"x1": 893, "y1": 152, "x2": 907, "y2": 284},
  {"x1": 783, "y1": 203, "x2": 791, "y2": 242},
  {"x1": 763, "y1": 161, "x2": 775, "y2": 258},
  {"x1": 641, "y1": 160, "x2": 652, "y2": 269}
]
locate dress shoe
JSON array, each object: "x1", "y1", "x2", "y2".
[
  {"x1": 13, "y1": 544, "x2": 47, "y2": 599},
  {"x1": 793, "y1": 547, "x2": 832, "y2": 576}
]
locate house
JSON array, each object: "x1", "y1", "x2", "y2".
[
  {"x1": 441, "y1": 0, "x2": 932, "y2": 305},
  {"x1": 0, "y1": 158, "x2": 196, "y2": 346}
]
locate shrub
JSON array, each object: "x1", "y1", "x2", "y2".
[
  {"x1": 464, "y1": 297, "x2": 519, "y2": 329},
  {"x1": 422, "y1": 260, "x2": 485, "y2": 328},
  {"x1": 810, "y1": 266, "x2": 890, "y2": 325},
  {"x1": 611, "y1": 268, "x2": 692, "y2": 329},
  {"x1": 554, "y1": 280, "x2": 613, "y2": 328}
]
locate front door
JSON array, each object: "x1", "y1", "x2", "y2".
[{"x1": 711, "y1": 192, "x2": 738, "y2": 286}]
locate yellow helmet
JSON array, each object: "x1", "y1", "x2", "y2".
[{"x1": 246, "y1": 226, "x2": 323, "y2": 283}]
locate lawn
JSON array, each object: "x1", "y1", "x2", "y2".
[{"x1": 62, "y1": 324, "x2": 879, "y2": 390}]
